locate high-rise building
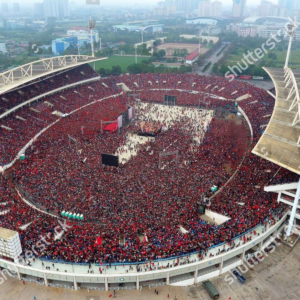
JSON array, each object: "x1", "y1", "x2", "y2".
[
  {"x1": 232, "y1": 0, "x2": 247, "y2": 18},
  {"x1": 154, "y1": 0, "x2": 177, "y2": 16},
  {"x1": 255, "y1": 1, "x2": 285, "y2": 17},
  {"x1": 13, "y1": 3, "x2": 20, "y2": 13},
  {"x1": 198, "y1": 0, "x2": 212, "y2": 17},
  {"x1": 198, "y1": 0, "x2": 222, "y2": 17},
  {"x1": 277, "y1": 0, "x2": 300, "y2": 17},
  {"x1": 258, "y1": 1, "x2": 273, "y2": 16},
  {"x1": 34, "y1": 3, "x2": 44, "y2": 17},
  {"x1": 1, "y1": 3, "x2": 9, "y2": 13},
  {"x1": 43, "y1": 0, "x2": 70, "y2": 19},
  {"x1": 211, "y1": 1, "x2": 222, "y2": 17},
  {"x1": 176, "y1": 0, "x2": 200, "y2": 14},
  {"x1": 278, "y1": 0, "x2": 298, "y2": 10},
  {"x1": 0, "y1": 43, "x2": 7, "y2": 54},
  {"x1": 285, "y1": 0, "x2": 295, "y2": 10}
]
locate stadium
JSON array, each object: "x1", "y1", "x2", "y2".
[{"x1": 0, "y1": 25, "x2": 299, "y2": 297}]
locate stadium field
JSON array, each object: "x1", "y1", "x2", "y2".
[{"x1": 93, "y1": 56, "x2": 146, "y2": 72}]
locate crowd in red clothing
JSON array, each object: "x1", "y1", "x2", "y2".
[
  {"x1": 0, "y1": 70, "x2": 296, "y2": 265},
  {"x1": 0, "y1": 67, "x2": 119, "y2": 165},
  {"x1": 0, "y1": 64, "x2": 98, "y2": 113}
]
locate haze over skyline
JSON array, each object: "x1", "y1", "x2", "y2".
[{"x1": 3, "y1": 0, "x2": 280, "y2": 7}]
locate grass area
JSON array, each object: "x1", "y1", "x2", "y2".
[
  {"x1": 227, "y1": 48, "x2": 300, "y2": 66},
  {"x1": 93, "y1": 56, "x2": 146, "y2": 72}
]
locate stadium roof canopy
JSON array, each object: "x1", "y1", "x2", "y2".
[
  {"x1": 186, "y1": 17, "x2": 230, "y2": 25},
  {"x1": 252, "y1": 67, "x2": 300, "y2": 175},
  {"x1": 187, "y1": 16, "x2": 230, "y2": 22},
  {"x1": 243, "y1": 16, "x2": 288, "y2": 25},
  {"x1": 113, "y1": 24, "x2": 163, "y2": 32},
  {"x1": 0, "y1": 55, "x2": 107, "y2": 96}
]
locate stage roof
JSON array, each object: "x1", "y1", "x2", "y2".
[
  {"x1": 0, "y1": 55, "x2": 107, "y2": 95},
  {"x1": 252, "y1": 67, "x2": 300, "y2": 175}
]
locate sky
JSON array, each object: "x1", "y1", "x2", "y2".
[{"x1": 10, "y1": 0, "x2": 280, "y2": 7}]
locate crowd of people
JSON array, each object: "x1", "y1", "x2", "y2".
[
  {"x1": 0, "y1": 68, "x2": 296, "y2": 265},
  {"x1": 0, "y1": 64, "x2": 98, "y2": 113},
  {"x1": 0, "y1": 67, "x2": 119, "y2": 165}
]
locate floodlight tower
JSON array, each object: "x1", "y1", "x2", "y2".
[
  {"x1": 285, "y1": 16, "x2": 299, "y2": 68},
  {"x1": 89, "y1": 17, "x2": 96, "y2": 57}
]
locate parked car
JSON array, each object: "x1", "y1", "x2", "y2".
[{"x1": 232, "y1": 270, "x2": 246, "y2": 284}]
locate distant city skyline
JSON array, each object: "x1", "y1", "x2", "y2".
[{"x1": 1, "y1": 0, "x2": 280, "y2": 7}]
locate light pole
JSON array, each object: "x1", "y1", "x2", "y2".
[
  {"x1": 89, "y1": 17, "x2": 96, "y2": 57},
  {"x1": 285, "y1": 16, "x2": 298, "y2": 68}
]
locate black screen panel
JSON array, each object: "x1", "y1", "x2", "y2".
[{"x1": 102, "y1": 154, "x2": 119, "y2": 167}]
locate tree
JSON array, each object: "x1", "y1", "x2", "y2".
[
  {"x1": 119, "y1": 44, "x2": 135, "y2": 55},
  {"x1": 219, "y1": 64, "x2": 229, "y2": 75},
  {"x1": 97, "y1": 68, "x2": 111, "y2": 76},
  {"x1": 157, "y1": 49, "x2": 166, "y2": 59},
  {"x1": 127, "y1": 63, "x2": 143, "y2": 74},
  {"x1": 153, "y1": 39, "x2": 162, "y2": 47},
  {"x1": 111, "y1": 65, "x2": 122, "y2": 75},
  {"x1": 212, "y1": 64, "x2": 219, "y2": 74},
  {"x1": 136, "y1": 43, "x2": 149, "y2": 56}
]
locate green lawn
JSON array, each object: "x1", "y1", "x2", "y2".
[
  {"x1": 228, "y1": 48, "x2": 300, "y2": 66},
  {"x1": 93, "y1": 56, "x2": 146, "y2": 73}
]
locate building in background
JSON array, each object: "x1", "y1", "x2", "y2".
[
  {"x1": 251, "y1": 1, "x2": 285, "y2": 17},
  {"x1": 211, "y1": 1, "x2": 222, "y2": 17},
  {"x1": 277, "y1": 0, "x2": 300, "y2": 15},
  {"x1": 154, "y1": 0, "x2": 177, "y2": 16},
  {"x1": 0, "y1": 43, "x2": 7, "y2": 54},
  {"x1": 113, "y1": 21, "x2": 163, "y2": 34},
  {"x1": 43, "y1": 0, "x2": 70, "y2": 19},
  {"x1": 227, "y1": 16, "x2": 300, "y2": 40},
  {"x1": 176, "y1": 0, "x2": 199, "y2": 15},
  {"x1": 52, "y1": 27, "x2": 99, "y2": 55},
  {"x1": 236, "y1": 25, "x2": 258, "y2": 37},
  {"x1": 232, "y1": 0, "x2": 247, "y2": 18},
  {"x1": 278, "y1": 0, "x2": 296, "y2": 10},
  {"x1": 67, "y1": 27, "x2": 100, "y2": 43},
  {"x1": 185, "y1": 50, "x2": 200, "y2": 65},
  {"x1": 34, "y1": 3, "x2": 44, "y2": 17},
  {"x1": 52, "y1": 36, "x2": 78, "y2": 55},
  {"x1": 13, "y1": 3, "x2": 20, "y2": 13},
  {"x1": 198, "y1": 0, "x2": 222, "y2": 17},
  {"x1": 1, "y1": 3, "x2": 9, "y2": 13}
]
